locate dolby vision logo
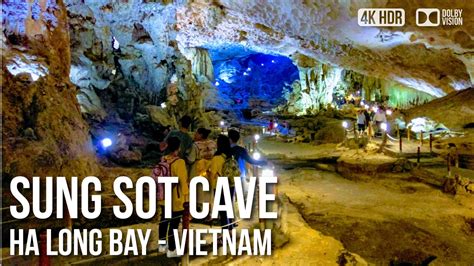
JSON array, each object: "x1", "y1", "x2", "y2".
[{"x1": 416, "y1": 8, "x2": 440, "y2": 27}]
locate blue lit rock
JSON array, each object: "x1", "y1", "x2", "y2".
[{"x1": 210, "y1": 52, "x2": 298, "y2": 110}]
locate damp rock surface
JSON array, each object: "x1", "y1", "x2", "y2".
[{"x1": 277, "y1": 167, "x2": 474, "y2": 265}]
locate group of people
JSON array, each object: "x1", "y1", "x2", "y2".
[
  {"x1": 356, "y1": 106, "x2": 388, "y2": 137},
  {"x1": 156, "y1": 115, "x2": 267, "y2": 257}
]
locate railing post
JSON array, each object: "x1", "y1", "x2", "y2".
[
  {"x1": 417, "y1": 146, "x2": 421, "y2": 165},
  {"x1": 447, "y1": 153, "x2": 451, "y2": 177},
  {"x1": 429, "y1": 134, "x2": 433, "y2": 154},
  {"x1": 455, "y1": 150, "x2": 459, "y2": 168},
  {"x1": 353, "y1": 124, "x2": 357, "y2": 139},
  {"x1": 399, "y1": 135, "x2": 402, "y2": 153},
  {"x1": 420, "y1": 131, "x2": 423, "y2": 146}
]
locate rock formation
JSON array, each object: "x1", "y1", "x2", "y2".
[{"x1": 2, "y1": 0, "x2": 98, "y2": 179}]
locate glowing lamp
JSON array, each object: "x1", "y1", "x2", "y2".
[
  {"x1": 372, "y1": 106, "x2": 379, "y2": 113},
  {"x1": 220, "y1": 121, "x2": 225, "y2": 126},
  {"x1": 243, "y1": 72, "x2": 249, "y2": 76},
  {"x1": 252, "y1": 152, "x2": 261, "y2": 160},
  {"x1": 247, "y1": 67, "x2": 252, "y2": 71},
  {"x1": 342, "y1": 121, "x2": 349, "y2": 128},
  {"x1": 381, "y1": 122, "x2": 388, "y2": 131},
  {"x1": 271, "y1": 60, "x2": 275, "y2": 63},
  {"x1": 254, "y1": 134, "x2": 260, "y2": 141},
  {"x1": 101, "y1": 138, "x2": 112, "y2": 149},
  {"x1": 261, "y1": 63, "x2": 264, "y2": 66},
  {"x1": 215, "y1": 81, "x2": 220, "y2": 86},
  {"x1": 273, "y1": 122, "x2": 278, "y2": 128},
  {"x1": 112, "y1": 37, "x2": 120, "y2": 50},
  {"x1": 386, "y1": 109, "x2": 392, "y2": 116}
]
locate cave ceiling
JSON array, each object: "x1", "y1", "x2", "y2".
[{"x1": 63, "y1": 0, "x2": 473, "y2": 97}]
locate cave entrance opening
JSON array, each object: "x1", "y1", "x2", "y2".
[{"x1": 207, "y1": 49, "x2": 299, "y2": 120}]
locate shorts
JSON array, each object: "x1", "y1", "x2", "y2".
[{"x1": 358, "y1": 124, "x2": 366, "y2": 131}]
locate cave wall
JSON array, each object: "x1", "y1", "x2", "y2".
[
  {"x1": 209, "y1": 52, "x2": 299, "y2": 110},
  {"x1": 2, "y1": 0, "x2": 98, "y2": 179},
  {"x1": 278, "y1": 54, "x2": 435, "y2": 116},
  {"x1": 64, "y1": 0, "x2": 217, "y2": 147}
]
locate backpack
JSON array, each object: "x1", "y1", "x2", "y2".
[
  {"x1": 153, "y1": 156, "x2": 179, "y2": 201},
  {"x1": 220, "y1": 154, "x2": 241, "y2": 187}
]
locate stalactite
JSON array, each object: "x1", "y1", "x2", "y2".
[{"x1": 188, "y1": 48, "x2": 214, "y2": 81}]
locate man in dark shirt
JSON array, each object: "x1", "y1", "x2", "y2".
[
  {"x1": 228, "y1": 130, "x2": 267, "y2": 191},
  {"x1": 162, "y1": 115, "x2": 195, "y2": 165}
]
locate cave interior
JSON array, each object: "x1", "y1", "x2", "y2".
[{"x1": 2, "y1": 0, "x2": 474, "y2": 265}]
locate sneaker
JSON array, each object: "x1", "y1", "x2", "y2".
[
  {"x1": 158, "y1": 244, "x2": 167, "y2": 253},
  {"x1": 166, "y1": 249, "x2": 180, "y2": 258}
]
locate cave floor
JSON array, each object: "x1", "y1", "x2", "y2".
[
  {"x1": 231, "y1": 137, "x2": 472, "y2": 265},
  {"x1": 99, "y1": 139, "x2": 474, "y2": 265},
  {"x1": 276, "y1": 167, "x2": 474, "y2": 265},
  {"x1": 6, "y1": 139, "x2": 472, "y2": 265}
]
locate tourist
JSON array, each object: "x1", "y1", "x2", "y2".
[
  {"x1": 228, "y1": 129, "x2": 267, "y2": 193},
  {"x1": 268, "y1": 119, "x2": 275, "y2": 133},
  {"x1": 189, "y1": 128, "x2": 216, "y2": 208},
  {"x1": 356, "y1": 109, "x2": 366, "y2": 136},
  {"x1": 157, "y1": 136, "x2": 189, "y2": 258},
  {"x1": 193, "y1": 128, "x2": 216, "y2": 160},
  {"x1": 208, "y1": 135, "x2": 240, "y2": 230},
  {"x1": 373, "y1": 107, "x2": 387, "y2": 136},
  {"x1": 162, "y1": 115, "x2": 195, "y2": 165}
]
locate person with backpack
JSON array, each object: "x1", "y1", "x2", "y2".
[
  {"x1": 154, "y1": 136, "x2": 189, "y2": 258},
  {"x1": 228, "y1": 129, "x2": 267, "y2": 194},
  {"x1": 208, "y1": 135, "x2": 240, "y2": 230},
  {"x1": 189, "y1": 128, "x2": 216, "y2": 210}
]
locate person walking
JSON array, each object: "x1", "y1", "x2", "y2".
[
  {"x1": 156, "y1": 137, "x2": 189, "y2": 258},
  {"x1": 373, "y1": 107, "x2": 387, "y2": 137},
  {"x1": 162, "y1": 115, "x2": 196, "y2": 166},
  {"x1": 356, "y1": 109, "x2": 366, "y2": 137},
  {"x1": 189, "y1": 128, "x2": 216, "y2": 210},
  {"x1": 228, "y1": 129, "x2": 267, "y2": 194},
  {"x1": 208, "y1": 135, "x2": 240, "y2": 230}
]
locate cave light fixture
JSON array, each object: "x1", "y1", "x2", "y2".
[
  {"x1": 252, "y1": 152, "x2": 261, "y2": 160},
  {"x1": 273, "y1": 122, "x2": 278, "y2": 128},
  {"x1": 161, "y1": 102, "x2": 167, "y2": 109},
  {"x1": 254, "y1": 134, "x2": 260, "y2": 142},
  {"x1": 271, "y1": 60, "x2": 275, "y2": 63},
  {"x1": 342, "y1": 121, "x2": 349, "y2": 129},
  {"x1": 381, "y1": 122, "x2": 388, "y2": 132},
  {"x1": 372, "y1": 106, "x2": 379, "y2": 113},
  {"x1": 101, "y1": 138, "x2": 113, "y2": 149},
  {"x1": 243, "y1": 72, "x2": 249, "y2": 76},
  {"x1": 261, "y1": 63, "x2": 264, "y2": 66},
  {"x1": 215, "y1": 81, "x2": 220, "y2": 86},
  {"x1": 220, "y1": 121, "x2": 225, "y2": 127},
  {"x1": 247, "y1": 67, "x2": 252, "y2": 71},
  {"x1": 386, "y1": 109, "x2": 392, "y2": 116},
  {"x1": 112, "y1": 36, "x2": 120, "y2": 50}
]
